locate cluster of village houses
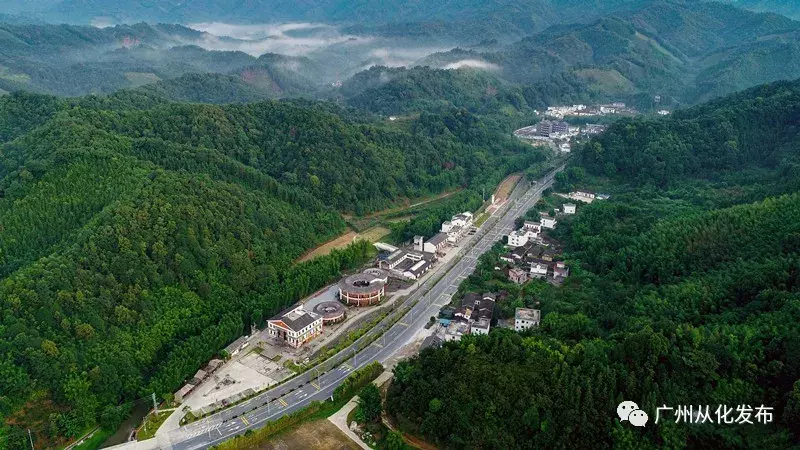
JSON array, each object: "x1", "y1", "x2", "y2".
[
  {"x1": 433, "y1": 291, "x2": 543, "y2": 343},
  {"x1": 429, "y1": 190, "x2": 610, "y2": 344}
]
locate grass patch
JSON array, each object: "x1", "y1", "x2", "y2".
[
  {"x1": 70, "y1": 428, "x2": 113, "y2": 450},
  {"x1": 283, "y1": 359, "x2": 303, "y2": 373},
  {"x1": 474, "y1": 212, "x2": 489, "y2": 227},
  {"x1": 137, "y1": 410, "x2": 173, "y2": 441}
]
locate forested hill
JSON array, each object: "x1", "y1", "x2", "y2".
[
  {"x1": 0, "y1": 91, "x2": 546, "y2": 448},
  {"x1": 386, "y1": 79, "x2": 800, "y2": 448},
  {"x1": 577, "y1": 79, "x2": 800, "y2": 188},
  {"x1": 339, "y1": 66, "x2": 530, "y2": 116}
]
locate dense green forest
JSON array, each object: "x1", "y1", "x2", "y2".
[
  {"x1": 577, "y1": 80, "x2": 800, "y2": 189},
  {"x1": 386, "y1": 78, "x2": 800, "y2": 448},
  {"x1": 339, "y1": 66, "x2": 531, "y2": 116},
  {"x1": 0, "y1": 91, "x2": 546, "y2": 448}
]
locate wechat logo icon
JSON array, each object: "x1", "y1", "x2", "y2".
[{"x1": 617, "y1": 401, "x2": 648, "y2": 427}]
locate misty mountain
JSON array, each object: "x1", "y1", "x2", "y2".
[
  {"x1": 420, "y1": 1, "x2": 800, "y2": 106},
  {"x1": 0, "y1": 22, "x2": 335, "y2": 97},
  {"x1": 715, "y1": 0, "x2": 800, "y2": 20},
  {"x1": 0, "y1": 13, "x2": 47, "y2": 25},
  {"x1": 19, "y1": 0, "x2": 648, "y2": 34}
]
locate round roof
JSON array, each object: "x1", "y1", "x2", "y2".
[
  {"x1": 338, "y1": 270, "x2": 387, "y2": 294},
  {"x1": 312, "y1": 301, "x2": 346, "y2": 319}
]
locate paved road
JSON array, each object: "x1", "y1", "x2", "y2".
[{"x1": 168, "y1": 167, "x2": 561, "y2": 450}]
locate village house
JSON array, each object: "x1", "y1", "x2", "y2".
[
  {"x1": 415, "y1": 233, "x2": 448, "y2": 254},
  {"x1": 563, "y1": 203, "x2": 576, "y2": 215},
  {"x1": 444, "y1": 321, "x2": 470, "y2": 342},
  {"x1": 508, "y1": 220, "x2": 542, "y2": 247},
  {"x1": 175, "y1": 384, "x2": 195, "y2": 403},
  {"x1": 453, "y1": 292, "x2": 496, "y2": 336},
  {"x1": 224, "y1": 335, "x2": 250, "y2": 357},
  {"x1": 508, "y1": 229, "x2": 531, "y2": 247},
  {"x1": 530, "y1": 261, "x2": 549, "y2": 279},
  {"x1": 379, "y1": 248, "x2": 435, "y2": 280},
  {"x1": 509, "y1": 267, "x2": 530, "y2": 284},
  {"x1": 471, "y1": 317, "x2": 491, "y2": 336},
  {"x1": 441, "y1": 212, "x2": 474, "y2": 244},
  {"x1": 540, "y1": 214, "x2": 557, "y2": 229},
  {"x1": 500, "y1": 253, "x2": 516, "y2": 264},
  {"x1": 515, "y1": 308, "x2": 541, "y2": 332},
  {"x1": 523, "y1": 221, "x2": 542, "y2": 233},
  {"x1": 540, "y1": 248, "x2": 557, "y2": 262},
  {"x1": 553, "y1": 261, "x2": 570, "y2": 279}
]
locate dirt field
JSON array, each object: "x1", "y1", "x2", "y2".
[
  {"x1": 494, "y1": 173, "x2": 522, "y2": 202},
  {"x1": 297, "y1": 226, "x2": 390, "y2": 262},
  {"x1": 359, "y1": 226, "x2": 391, "y2": 242},
  {"x1": 249, "y1": 419, "x2": 360, "y2": 450},
  {"x1": 298, "y1": 231, "x2": 360, "y2": 262}
]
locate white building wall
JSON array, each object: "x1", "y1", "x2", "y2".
[{"x1": 515, "y1": 319, "x2": 539, "y2": 332}]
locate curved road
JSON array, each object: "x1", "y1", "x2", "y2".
[{"x1": 162, "y1": 167, "x2": 561, "y2": 450}]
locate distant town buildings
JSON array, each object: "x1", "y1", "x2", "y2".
[
  {"x1": 267, "y1": 305, "x2": 323, "y2": 349},
  {"x1": 515, "y1": 308, "x2": 541, "y2": 332},
  {"x1": 545, "y1": 102, "x2": 636, "y2": 120},
  {"x1": 582, "y1": 124, "x2": 607, "y2": 135},
  {"x1": 536, "y1": 120, "x2": 570, "y2": 137},
  {"x1": 658, "y1": 110, "x2": 671, "y2": 116}
]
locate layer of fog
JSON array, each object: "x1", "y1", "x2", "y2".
[
  {"x1": 442, "y1": 59, "x2": 500, "y2": 71},
  {"x1": 159, "y1": 22, "x2": 500, "y2": 81},
  {"x1": 189, "y1": 22, "x2": 372, "y2": 56}
]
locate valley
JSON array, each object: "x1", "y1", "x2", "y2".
[{"x1": 0, "y1": 1, "x2": 799, "y2": 449}]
